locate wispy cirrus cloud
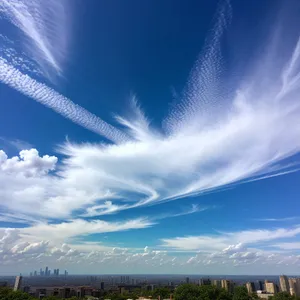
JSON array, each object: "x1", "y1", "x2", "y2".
[
  {"x1": 161, "y1": 225, "x2": 300, "y2": 252},
  {"x1": 272, "y1": 242, "x2": 300, "y2": 250},
  {"x1": 0, "y1": 58, "x2": 129, "y2": 144},
  {"x1": 0, "y1": 137, "x2": 33, "y2": 152},
  {"x1": 0, "y1": 0, "x2": 69, "y2": 77},
  {"x1": 0, "y1": 0, "x2": 300, "y2": 275},
  {"x1": 257, "y1": 217, "x2": 299, "y2": 222},
  {"x1": 0, "y1": 0, "x2": 300, "y2": 221},
  {"x1": 21, "y1": 218, "x2": 154, "y2": 244}
]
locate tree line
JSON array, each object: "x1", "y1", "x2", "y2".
[{"x1": 1, "y1": 285, "x2": 300, "y2": 300}]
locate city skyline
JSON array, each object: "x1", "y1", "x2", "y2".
[
  {"x1": 1, "y1": 0, "x2": 300, "y2": 275},
  {"x1": 8, "y1": 274, "x2": 300, "y2": 299},
  {"x1": 28, "y1": 266, "x2": 67, "y2": 277}
]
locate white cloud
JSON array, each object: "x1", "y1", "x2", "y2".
[
  {"x1": 257, "y1": 217, "x2": 299, "y2": 222},
  {"x1": 161, "y1": 226, "x2": 300, "y2": 252},
  {"x1": 161, "y1": 236, "x2": 228, "y2": 252},
  {"x1": 0, "y1": 226, "x2": 299, "y2": 274},
  {"x1": 0, "y1": 0, "x2": 69, "y2": 76},
  {"x1": 0, "y1": 0, "x2": 299, "y2": 221},
  {"x1": 0, "y1": 0, "x2": 300, "y2": 275},
  {"x1": 0, "y1": 149, "x2": 57, "y2": 176},
  {"x1": 0, "y1": 137, "x2": 33, "y2": 151},
  {"x1": 0, "y1": 58, "x2": 129, "y2": 144},
  {"x1": 228, "y1": 227, "x2": 300, "y2": 244},
  {"x1": 2, "y1": 28, "x2": 299, "y2": 219},
  {"x1": 272, "y1": 242, "x2": 300, "y2": 250},
  {"x1": 21, "y1": 218, "x2": 154, "y2": 243},
  {"x1": 0, "y1": 228, "x2": 178, "y2": 273}
]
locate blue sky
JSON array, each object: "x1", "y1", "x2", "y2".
[{"x1": 0, "y1": 0, "x2": 300, "y2": 275}]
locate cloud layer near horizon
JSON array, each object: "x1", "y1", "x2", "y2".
[{"x1": 1, "y1": 224, "x2": 300, "y2": 275}]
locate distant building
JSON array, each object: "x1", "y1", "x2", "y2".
[
  {"x1": 76, "y1": 287, "x2": 85, "y2": 298},
  {"x1": 101, "y1": 282, "x2": 105, "y2": 290},
  {"x1": 280, "y1": 275, "x2": 290, "y2": 292},
  {"x1": 13, "y1": 276, "x2": 22, "y2": 291},
  {"x1": 221, "y1": 280, "x2": 234, "y2": 293},
  {"x1": 289, "y1": 278, "x2": 300, "y2": 296},
  {"x1": 36, "y1": 288, "x2": 47, "y2": 299},
  {"x1": 59, "y1": 287, "x2": 71, "y2": 298},
  {"x1": 257, "y1": 281, "x2": 264, "y2": 291},
  {"x1": 45, "y1": 267, "x2": 48, "y2": 276},
  {"x1": 265, "y1": 281, "x2": 277, "y2": 294},
  {"x1": 246, "y1": 282, "x2": 256, "y2": 294},
  {"x1": 23, "y1": 286, "x2": 30, "y2": 293},
  {"x1": 199, "y1": 278, "x2": 211, "y2": 286},
  {"x1": 212, "y1": 280, "x2": 221, "y2": 288},
  {"x1": 186, "y1": 277, "x2": 190, "y2": 284}
]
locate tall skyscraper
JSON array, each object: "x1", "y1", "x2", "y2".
[
  {"x1": 186, "y1": 277, "x2": 190, "y2": 284},
  {"x1": 280, "y1": 275, "x2": 290, "y2": 292},
  {"x1": 45, "y1": 266, "x2": 49, "y2": 276},
  {"x1": 100, "y1": 282, "x2": 105, "y2": 290},
  {"x1": 57, "y1": 269, "x2": 59, "y2": 276},
  {"x1": 13, "y1": 276, "x2": 22, "y2": 291}
]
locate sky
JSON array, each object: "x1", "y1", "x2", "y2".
[{"x1": 0, "y1": 0, "x2": 300, "y2": 275}]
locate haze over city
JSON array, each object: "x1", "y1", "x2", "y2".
[{"x1": 0, "y1": 0, "x2": 300, "y2": 277}]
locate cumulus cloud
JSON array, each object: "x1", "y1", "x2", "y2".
[
  {"x1": 0, "y1": 228, "x2": 177, "y2": 273},
  {"x1": 0, "y1": 148, "x2": 57, "y2": 177},
  {"x1": 0, "y1": 227, "x2": 300, "y2": 274}
]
